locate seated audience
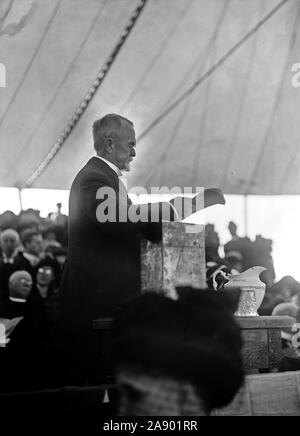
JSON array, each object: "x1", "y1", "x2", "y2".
[{"x1": 112, "y1": 288, "x2": 244, "y2": 416}]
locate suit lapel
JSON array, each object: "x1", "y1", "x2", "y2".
[{"x1": 88, "y1": 157, "x2": 132, "y2": 206}]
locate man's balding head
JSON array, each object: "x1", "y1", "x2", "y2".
[
  {"x1": 93, "y1": 114, "x2": 133, "y2": 153},
  {"x1": 93, "y1": 114, "x2": 136, "y2": 172}
]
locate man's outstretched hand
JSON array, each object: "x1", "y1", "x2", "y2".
[
  {"x1": 169, "y1": 188, "x2": 225, "y2": 221},
  {"x1": 204, "y1": 188, "x2": 225, "y2": 209}
]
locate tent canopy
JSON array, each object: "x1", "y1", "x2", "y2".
[{"x1": 0, "y1": 0, "x2": 300, "y2": 194}]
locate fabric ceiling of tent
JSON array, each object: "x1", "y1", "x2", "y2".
[{"x1": 0, "y1": 0, "x2": 300, "y2": 194}]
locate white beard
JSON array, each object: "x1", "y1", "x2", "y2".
[{"x1": 123, "y1": 162, "x2": 131, "y2": 172}]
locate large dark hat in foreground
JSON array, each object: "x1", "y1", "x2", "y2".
[{"x1": 113, "y1": 287, "x2": 244, "y2": 409}]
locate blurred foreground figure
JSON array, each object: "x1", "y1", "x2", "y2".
[{"x1": 112, "y1": 289, "x2": 244, "y2": 416}]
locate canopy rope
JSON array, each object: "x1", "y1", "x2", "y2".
[
  {"x1": 26, "y1": 0, "x2": 149, "y2": 187},
  {"x1": 6, "y1": 0, "x2": 109, "y2": 184}
]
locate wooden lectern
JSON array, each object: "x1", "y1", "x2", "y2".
[{"x1": 141, "y1": 222, "x2": 206, "y2": 299}]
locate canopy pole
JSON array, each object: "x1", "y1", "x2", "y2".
[
  {"x1": 244, "y1": 195, "x2": 249, "y2": 237},
  {"x1": 18, "y1": 188, "x2": 23, "y2": 212}
]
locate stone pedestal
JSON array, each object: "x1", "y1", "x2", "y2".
[
  {"x1": 141, "y1": 222, "x2": 206, "y2": 299},
  {"x1": 237, "y1": 316, "x2": 296, "y2": 372}
]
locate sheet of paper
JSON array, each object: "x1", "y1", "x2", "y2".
[
  {"x1": 170, "y1": 188, "x2": 225, "y2": 221},
  {"x1": 0, "y1": 317, "x2": 24, "y2": 337}
]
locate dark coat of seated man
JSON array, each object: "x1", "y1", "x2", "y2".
[
  {"x1": 0, "y1": 270, "x2": 33, "y2": 320},
  {"x1": 0, "y1": 270, "x2": 54, "y2": 392},
  {"x1": 0, "y1": 229, "x2": 24, "y2": 302}
]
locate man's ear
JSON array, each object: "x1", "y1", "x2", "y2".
[{"x1": 104, "y1": 137, "x2": 113, "y2": 154}]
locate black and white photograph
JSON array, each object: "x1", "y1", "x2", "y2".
[{"x1": 0, "y1": 0, "x2": 300, "y2": 424}]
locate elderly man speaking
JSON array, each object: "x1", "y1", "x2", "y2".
[{"x1": 59, "y1": 114, "x2": 178, "y2": 383}]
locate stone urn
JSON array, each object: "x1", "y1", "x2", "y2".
[{"x1": 224, "y1": 266, "x2": 267, "y2": 316}]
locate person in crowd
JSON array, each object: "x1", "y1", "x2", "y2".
[
  {"x1": 53, "y1": 203, "x2": 68, "y2": 227},
  {"x1": 20, "y1": 229, "x2": 43, "y2": 268},
  {"x1": 228, "y1": 221, "x2": 239, "y2": 241},
  {"x1": 0, "y1": 270, "x2": 33, "y2": 319},
  {"x1": 112, "y1": 289, "x2": 244, "y2": 416},
  {"x1": 225, "y1": 250, "x2": 243, "y2": 273},
  {"x1": 25, "y1": 257, "x2": 61, "y2": 348},
  {"x1": 59, "y1": 114, "x2": 176, "y2": 383},
  {"x1": 205, "y1": 224, "x2": 221, "y2": 263},
  {"x1": 42, "y1": 227, "x2": 58, "y2": 247},
  {"x1": 253, "y1": 235, "x2": 275, "y2": 287},
  {"x1": 43, "y1": 243, "x2": 67, "y2": 269},
  {"x1": 224, "y1": 222, "x2": 256, "y2": 271},
  {"x1": 0, "y1": 228, "x2": 20, "y2": 263},
  {"x1": 205, "y1": 224, "x2": 232, "y2": 290},
  {"x1": 17, "y1": 209, "x2": 41, "y2": 231},
  {"x1": 35, "y1": 257, "x2": 60, "y2": 299},
  {"x1": 0, "y1": 229, "x2": 32, "y2": 302},
  {"x1": 0, "y1": 210, "x2": 18, "y2": 230}
]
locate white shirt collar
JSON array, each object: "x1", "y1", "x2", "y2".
[
  {"x1": 2, "y1": 252, "x2": 18, "y2": 264},
  {"x1": 95, "y1": 156, "x2": 122, "y2": 177},
  {"x1": 9, "y1": 297, "x2": 26, "y2": 304},
  {"x1": 95, "y1": 156, "x2": 127, "y2": 191}
]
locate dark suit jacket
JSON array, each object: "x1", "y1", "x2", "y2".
[
  {"x1": 57, "y1": 157, "x2": 180, "y2": 383},
  {"x1": 60, "y1": 157, "x2": 165, "y2": 329}
]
